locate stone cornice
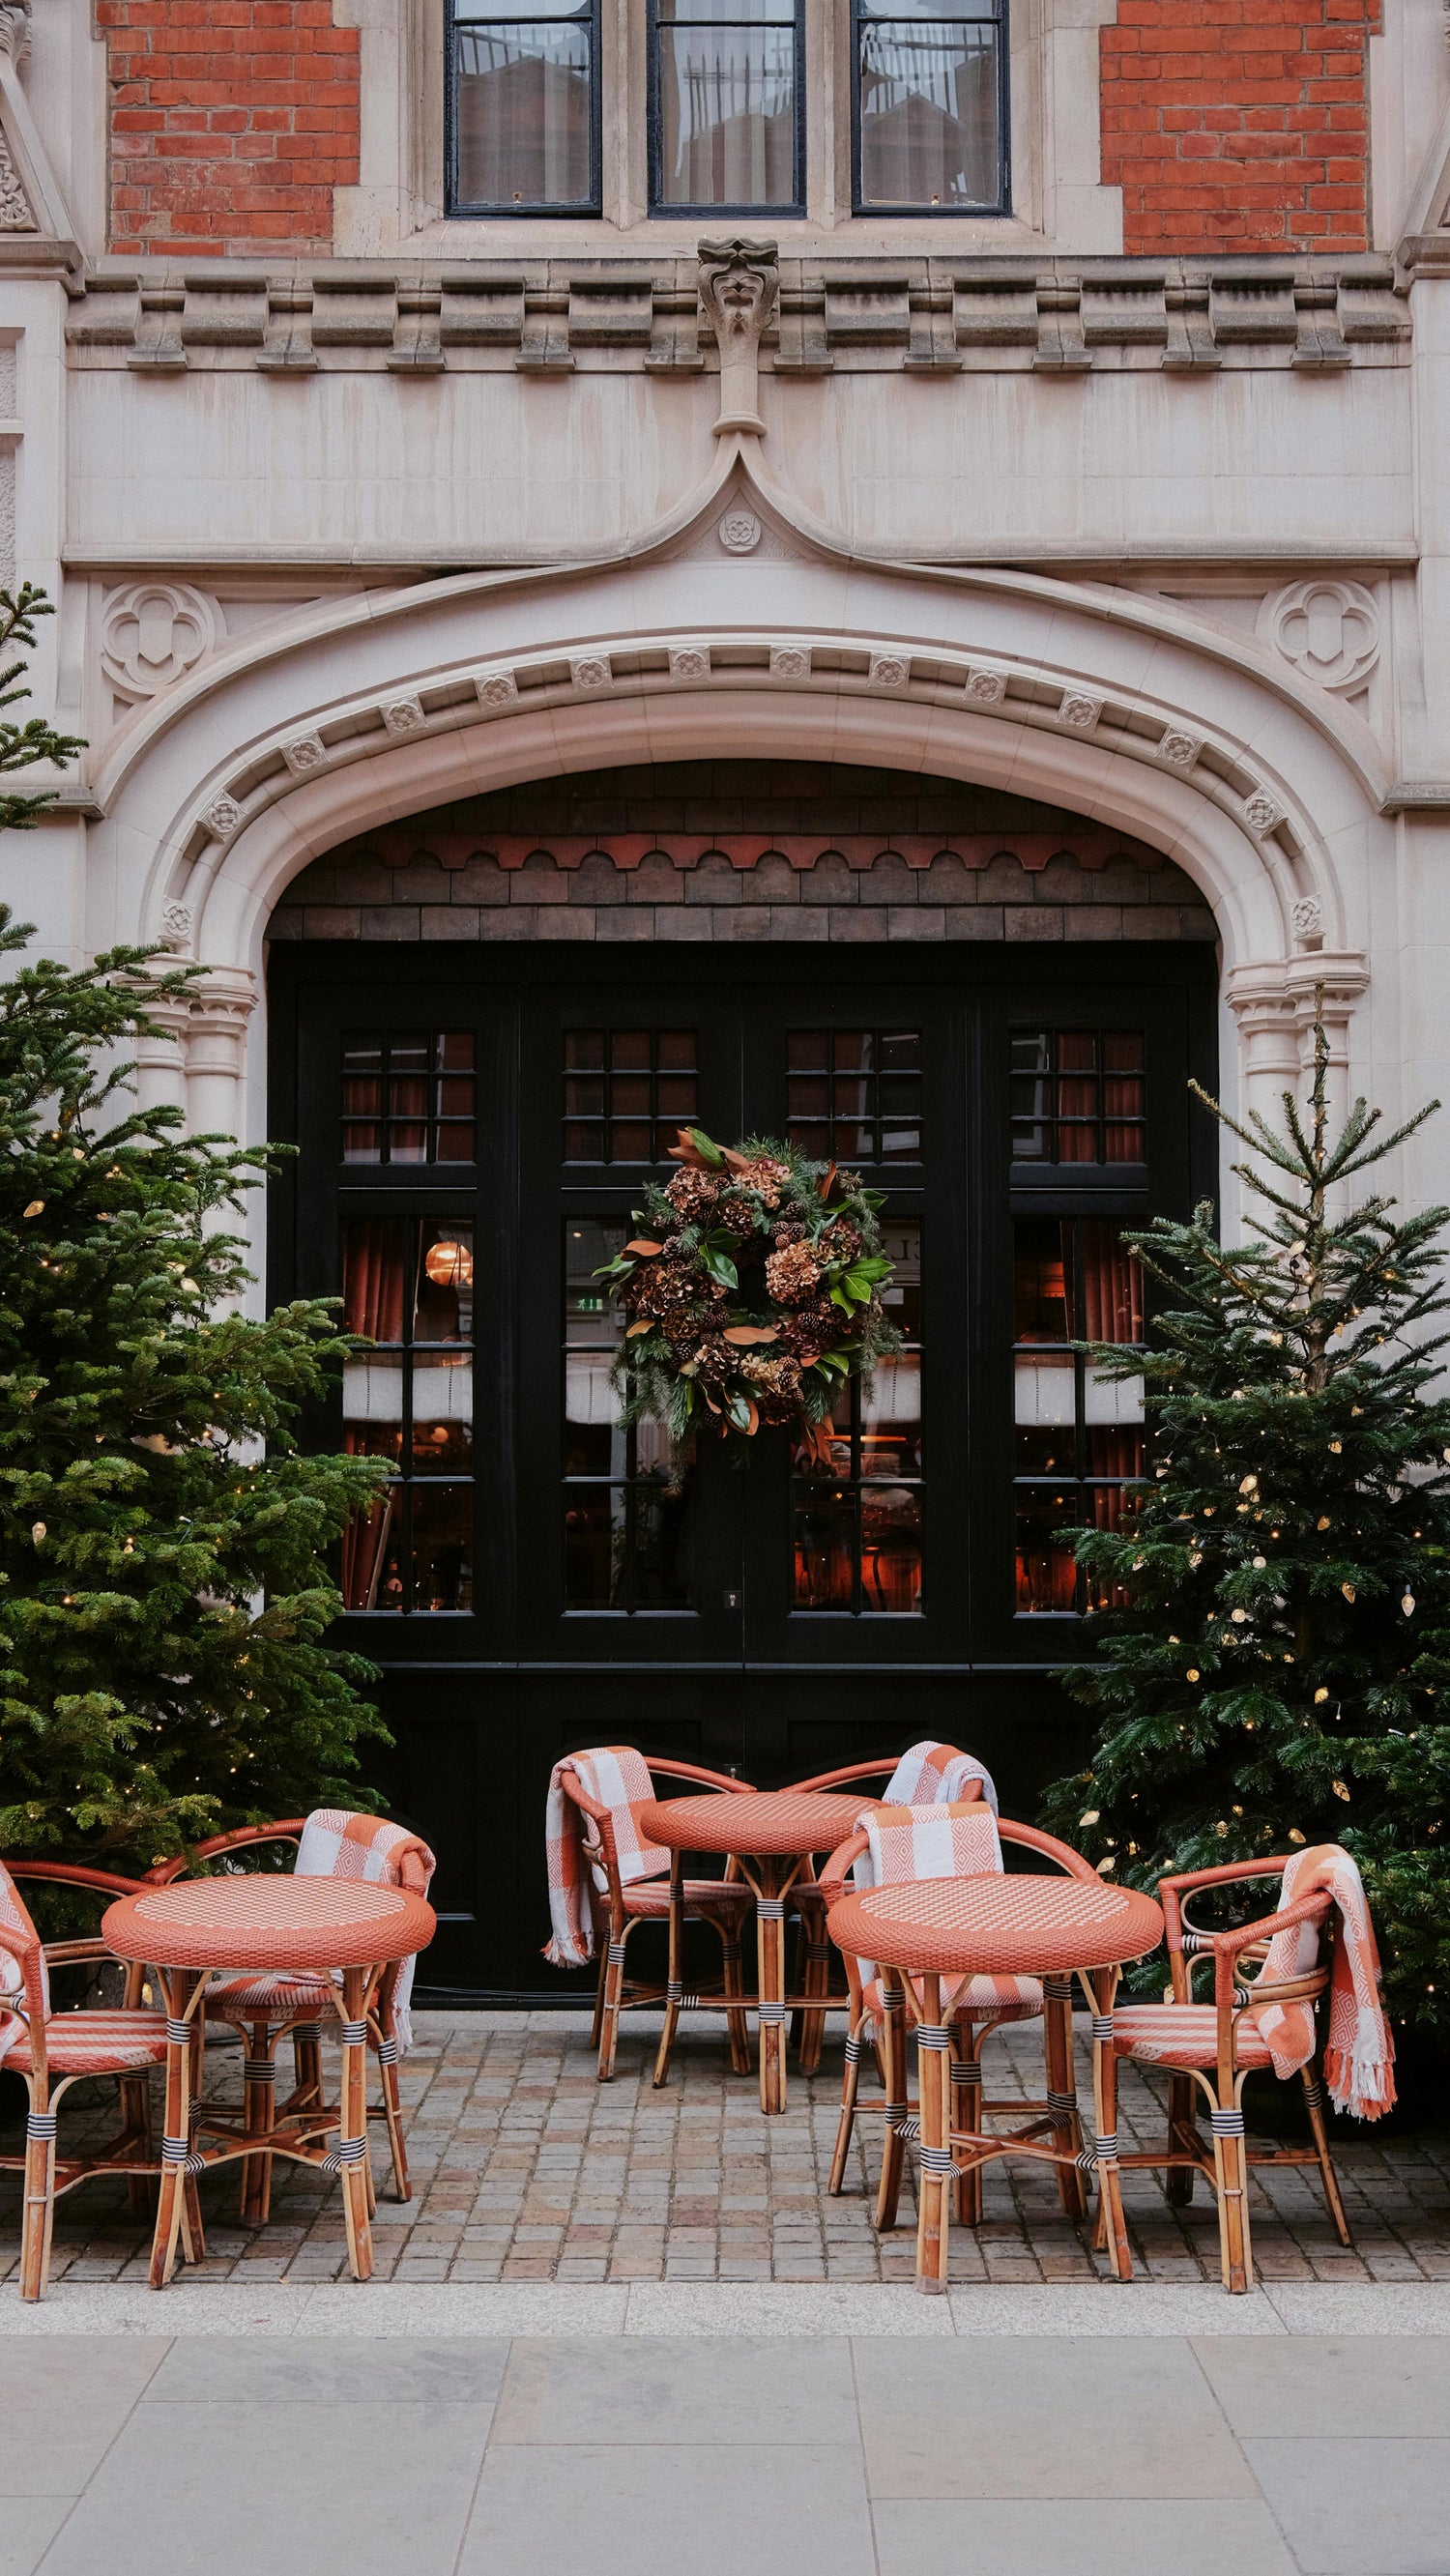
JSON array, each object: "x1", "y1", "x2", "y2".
[{"x1": 64, "y1": 252, "x2": 1410, "y2": 378}]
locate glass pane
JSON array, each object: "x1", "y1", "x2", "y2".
[
  {"x1": 862, "y1": 1356, "x2": 921, "y2": 1478},
  {"x1": 454, "y1": 20, "x2": 594, "y2": 209},
  {"x1": 566, "y1": 1350, "x2": 625, "y2": 1476},
  {"x1": 794, "y1": 1483, "x2": 856, "y2": 1608},
  {"x1": 1014, "y1": 1349, "x2": 1075, "y2": 1431},
  {"x1": 656, "y1": 21, "x2": 797, "y2": 206},
  {"x1": 787, "y1": 1028, "x2": 923, "y2": 1164},
  {"x1": 861, "y1": 1485, "x2": 921, "y2": 1612},
  {"x1": 412, "y1": 1483, "x2": 474, "y2": 1612},
  {"x1": 412, "y1": 1417, "x2": 474, "y2": 1473},
  {"x1": 632, "y1": 1483, "x2": 691, "y2": 1607},
  {"x1": 342, "y1": 1491, "x2": 406, "y2": 1613},
  {"x1": 1010, "y1": 1029, "x2": 1145, "y2": 1168},
  {"x1": 1015, "y1": 1487, "x2": 1078, "y2": 1613},
  {"x1": 342, "y1": 1219, "x2": 409, "y2": 1342},
  {"x1": 1081, "y1": 1222, "x2": 1144, "y2": 1344},
  {"x1": 566, "y1": 1486, "x2": 625, "y2": 1608},
  {"x1": 415, "y1": 1225, "x2": 475, "y2": 1343},
  {"x1": 563, "y1": 1030, "x2": 698, "y2": 1164},
  {"x1": 1014, "y1": 1219, "x2": 1072, "y2": 1343},
  {"x1": 857, "y1": 18, "x2": 1000, "y2": 208},
  {"x1": 339, "y1": 1031, "x2": 475, "y2": 1165}
]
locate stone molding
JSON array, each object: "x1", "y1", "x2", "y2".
[
  {"x1": 101, "y1": 582, "x2": 219, "y2": 702},
  {"x1": 178, "y1": 627, "x2": 1312, "y2": 893},
  {"x1": 66, "y1": 255, "x2": 1410, "y2": 379}
]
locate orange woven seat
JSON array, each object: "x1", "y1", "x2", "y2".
[
  {"x1": 1110, "y1": 2003, "x2": 1274, "y2": 2069},
  {"x1": 623, "y1": 1877, "x2": 753, "y2": 1920},
  {"x1": 0, "y1": 2008, "x2": 170, "y2": 2076}
]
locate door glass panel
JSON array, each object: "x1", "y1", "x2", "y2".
[
  {"x1": 1009, "y1": 1028, "x2": 1145, "y2": 1167},
  {"x1": 793, "y1": 1219, "x2": 922, "y2": 1612},
  {"x1": 340, "y1": 1217, "x2": 475, "y2": 1612},
  {"x1": 564, "y1": 1219, "x2": 690, "y2": 1609},
  {"x1": 786, "y1": 1028, "x2": 922, "y2": 1164},
  {"x1": 564, "y1": 1028, "x2": 699, "y2": 1164},
  {"x1": 341, "y1": 1031, "x2": 476, "y2": 1165},
  {"x1": 1012, "y1": 1216, "x2": 1144, "y2": 1613}
]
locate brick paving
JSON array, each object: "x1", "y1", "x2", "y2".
[{"x1": 3, "y1": 2010, "x2": 1446, "y2": 2290}]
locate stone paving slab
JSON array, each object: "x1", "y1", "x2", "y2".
[{"x1": 2, "y1": 2007, "x2": 1446, "y2": 2297}]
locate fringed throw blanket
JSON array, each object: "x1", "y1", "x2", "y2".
[
  {"x1": 1255, "y1": 1842, "x2": 1396, "y2": 2121},
  {"x1": 543, "y1": 1747, "x2": 670, "y2": 1969}
]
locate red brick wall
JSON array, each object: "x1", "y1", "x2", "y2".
[
  {"x1": 98, "y1": 1, "x2": 362, "y2": 257},
  {"x1": 1100, "y1": 0, "x2": 1379, "y2": 255}
]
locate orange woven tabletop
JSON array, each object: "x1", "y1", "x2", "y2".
[
  {"x1": 643, "y1": 1791, "x2": 872, "y2": 1859},
  {"x1": 102, "y1": 1877, "x2": 436, "y2": 1973},
  {"x1": 826, "y1": 1874, "x2": 1163, "y2": 1977}
]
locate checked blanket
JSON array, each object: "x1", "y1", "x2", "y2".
[
  {"x1": 543, "y1": 1747, "x2": 670, "y2": 1969},
  {"x1": 852, "y1": 1801, "x2": 1040, "y2": 2020},
  {"x1": 1254, "y1": 1842, "x2": 1397, "y2": 2121},
  {"x1": 884, "y1": 1741, "x2": 999, "y2": 1814}
]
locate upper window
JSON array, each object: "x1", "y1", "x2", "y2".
[
  {"x1": 450, "y1": 0, "x2": 600, "y2": 213},
  {"x1": 853, "y1": 0, "x2": 1007, "y2": 214},
  {"x1": 1009, "y1": 1028, "x2": 1146, "y2": 1171},
  {"x1": 649, "y1": 0, "x2": 803, "y2": 214}
]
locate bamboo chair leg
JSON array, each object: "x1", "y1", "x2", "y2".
[
  {"x1": 914, "y1": 1972, "x2": 951, "y2": 2295},
  {"x1": 241, "y1": 2018, "x2": 276, "y2": 2226},
  {"x1": 828, "y1": 2012, "x2": 866, "y2": 2196},
  {"x1": 796, "y1": 1896, "x2": 830, "y2": 2075},
  {"x1": 336, "y1": 1966, "x2": 375, "y2": 2282},
  {"x1": 1090, "y1": 1973, "x2": 1132, "y2": 2282},
  {"x1": 598, "y1": 1928, "x2": 628, "y2": 2084},
  {"x1": 1211, "y1": 2097, "x2": 1253, "y2": 2294},
  {"x1": 19, "y1": 2075, "x2": 57, "y2": 2303},
  {"x1": 1165, "y1": 2073, "x2": 1197, "y2": 2206},
  {"x1": 377, "y1": 2041, "x2": 412, "y2": 2201},
  {"x1": 875, "y1": 1981, "x2": 910, "y2": 2233},
  {"x1": 1301, "y1": 2069, "x2": 1352, "y2": 2247},
  {"x1": 715, "y1": 1922, "x2": 753, "y2": 2077},
  {"x1": 950, "y1": 2028, "x2": 983, "y2": 2227},
  {"x1": 293, "y1": 2021, "x2": 324, "y2": 2109},
  {"x1": 150, "y1": 1969, "x2": 197, "y2": 2289},
  {"x1": 652, "y1": 1851, "x2": 685, "y2": 2089},
  {"x1": 590, "y1": 1946, "x2": 608, "y2": 2054},
  {"x1": 121, "y1": 2069, "x2": 157, "y2": 2217}
]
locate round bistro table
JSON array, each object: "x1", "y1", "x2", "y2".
[
  {"x1": 826, "y1": 1872, "x2": 1164, "y2": 2289},
  {"x1": 102, "y1": 1875, "x2": 435, "y2": 2288},
  {"x1": 642, "y1": 1791, "x2": 872, "y2": 2113}
]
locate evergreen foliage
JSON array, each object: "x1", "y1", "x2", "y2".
[
  {"x1": 0, "y1": 911, "x2": 391, "y2": 1868},
  {"x1": 1043, "y1": 1022, "x2": 1450, "y2": 2041},
  {"x1": 0, "y1": 586, "x2": 86, "y2": 833}
]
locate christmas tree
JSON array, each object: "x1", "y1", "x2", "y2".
[
  {"x1": 1042, "y1": 1017, "x2": 1450, "y2": 2041},
  {"x1": 0, "y1": 909, "x2": 392, "y2": 1867},
  {"x1": 0, "y1": 584, "x2": 86, "y2": 831}
]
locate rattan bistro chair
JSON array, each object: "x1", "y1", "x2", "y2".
[
  {"x1": 0, "y1": 1856, "x2": 188, "y2": 2302},
  {"x1": 1105, "y1": 1857, "x2": 1354, "y2": 2293},
  {"x1": 782, "y1": 1743, "x2": 993, "y2": 2071},
  {"x1": 556, "y1": 1754, "x2": 757, "y2": 2082},
  {"x1": 147, "y1": 1809, "x2": 435, "y2": 2221},
  {"x1": 820, "y1": 1809, "x2": 1096, "y2": 2231}
]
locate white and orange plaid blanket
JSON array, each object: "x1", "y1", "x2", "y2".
[
  {"x1": 1254, "y1": 1842, "x2": 1396, "y2": 2121},
  {"x1": 294, "y1": 1809, "x2": 436, "y2": 2054},
  {"x1": 543, "y1": 1748, "x2": 670, "y2": 1969},
  {"x1": 852, "y1": 1800, "x2": 1038, "y2": 2015},
  {"x1": 884, "y1": 1741, "x2": 999, "y2": 1814}
]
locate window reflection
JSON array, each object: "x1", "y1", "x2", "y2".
[
  {"x1": 340, "y1": 1219, "x2": 475, "y2": 1614},
  {"x1": 452, "y1": 0, "x2": 596, "y2": 211},
  {"x1": 856, "y1": 0, "x2": 1003, "y2": 211},
  {"x1": 794, "y1": 1220, "x2": 922, "y2": 1613},
  {"x1": 653, "y1": 0, "x2": 799, "y2": 210},
  {"x1": 1009, "y1": 1028, "x2": 1146, "y2": 1168},
  {"x1": 341, "y1": 1031, "x2": 475, "y2": 1166}
]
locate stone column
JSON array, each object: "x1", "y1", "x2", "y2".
[{"x1": 186, "y1": 966, "x2": 257, "y2": 1140}]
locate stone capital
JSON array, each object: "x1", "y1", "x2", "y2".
[{"x1": 698, "y1": 237, "x2": 779, "y2": 437}]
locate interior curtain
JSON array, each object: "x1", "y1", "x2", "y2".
[{"x1": 340, "y1": 1223, "x2": 407, "y2": 1607}]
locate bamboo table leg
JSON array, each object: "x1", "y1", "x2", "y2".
[
  {"x1": 150, "y1": 1968, "x2": 203, "y2": 2290},
  {"x1": 1088, "y1": 1967, "x2": 1132, "y2": 2283},
  {"x1": 334, "y1": 1966, "x2": 375, "y2": 2282},
  {"x1": 914, "y1": 1974, "x2": 953, "y2": 2295},
  {"x1": 1043, "y1": 1975, "x2": 1087, "y2": 2220},
  {"x1": 652, "y1": 1844, "x2": 685, "y2": 2089},
  {"x1": 874, "y1": 1972, "x2": 910, "y2": 2230},
  {"x1": 756, "y1": 1863, "x2": 789, "y2": 2115}
]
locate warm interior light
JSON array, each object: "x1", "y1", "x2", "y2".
[{"x1": 424, "y1": 1238, "x2": 474, "y2": 1288}]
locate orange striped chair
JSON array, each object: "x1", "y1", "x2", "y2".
[
  {"x1": 0, "y1": 1857, "x2": 183, "y2": 2301},
  {"x1": 148, "y1": 1809, "x2": 435, "y2": 2221}
]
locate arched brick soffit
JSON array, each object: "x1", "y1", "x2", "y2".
[{"x1": 88, "y1": 444, "x2": 1381, "y2": 986}]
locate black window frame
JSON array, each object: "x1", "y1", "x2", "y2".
[
  {"x1": 446, "y1": 0, "x2": 603, "y2": 218},
  {"x1": 647, "y1": 0, "x2": 806, "y2": 219},
  {"x1": 850, "y1": 0, "x2": 1010, "y2": 218}
]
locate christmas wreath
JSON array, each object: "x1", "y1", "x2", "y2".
[{"x1": 595, "y1": 1126, "x2": 899, "y2": 1457}]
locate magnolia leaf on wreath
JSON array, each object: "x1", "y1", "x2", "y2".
[{"x1": 596, "y1": 1125, "x2": 900, "y2": 1460}]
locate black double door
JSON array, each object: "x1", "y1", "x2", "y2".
[{"x1": 271, "y1": 941, "x2": 1212, "y2": 2000}]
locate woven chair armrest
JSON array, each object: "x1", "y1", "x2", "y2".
[
  {"x1": 144, "y1": 1821, "x2": 307, "y2": 1883},
  {"x1": 1207, "y1": 1889, "x2": 1331, "y2": 1959},
  {"x1": 8, "y1": 1860, "x2": 152, "y2": 1899},
  {"x1": 1159, "y1": 1857, "x2": 1291, "y2": 1949},
  {"x1": 780, "y1": 1761, "x2": 894, "y2": 1796},
  {"x1": 819, "y1": 1828, "x2": 870, "y2": 1911},
  {"x1": 41, "y1": 1937, "x2": 116, "y2": 1968},
  {"x1": 1236, "y1": 1968, "x2": 1328, "y2": 2009},
  {"x1": 999, "y1": 1819, "x2": 1101, "y2": 1883},
  {"x1": 0, "y1": 1917, "x2": 46, "y2": 2023}
]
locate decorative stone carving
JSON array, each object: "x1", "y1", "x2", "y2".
[
  {"x1": 697, "y1": 238, "x2": 779, "y2": 438},
  {"x1": 769, "y1": 645, "x2": 810, "y2": 680},
  {"x1": 101, "y1": 583, "x2": 218, "y2": 701},
  {"x1": 0, "y1": 5, "x2": 31, "y2": 65},
  {"x1": 965, "y1": 665, "x2": 1009, "y2": 706},
  {"x1": 569, "y1": 655, "x2": 612, "y2": 691},
  {"x1": 1291, "y1": 894, "x2": 1323, "y2": 943},
  {"x1": 1261, "y1": 579, "x2": 1380, "y2": 694},
  {"x1": 1058, "y1": 691, "x2": 1103, "y2": 731},
  {"x1": 382, "y1": 697, "x2": 425, "y2": 734},
  {"x1": 0, "y1": 133, "x2": 33, "y2": 231},
  {"x1": 1157, "y1": 729, "x2": 1204, "y2": 769},
  {"x1": 199, "y1": 793, "x2": 243, "y2": 844},
  {"x1": 159, "y1": 900, "x2": 192, "y2": 953},
  {"x1": 668, "y1": 645, "x2": 711, "y2": 681},
  {"x1": 1243, "y1": 791, "x2": 1283, "y2": 836},
  {"x1": 868, "y1": 651, "x2": 911, "y2": 690},
  {"x1": 475, "y1": 667, "x2": 518, "y2": 710},
  {"x1": 717, "y1": 508, "x2": 762, "y2": 555},
  {"x1": 282, "y1": 733, "x2": 327, "y2": 774}
]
